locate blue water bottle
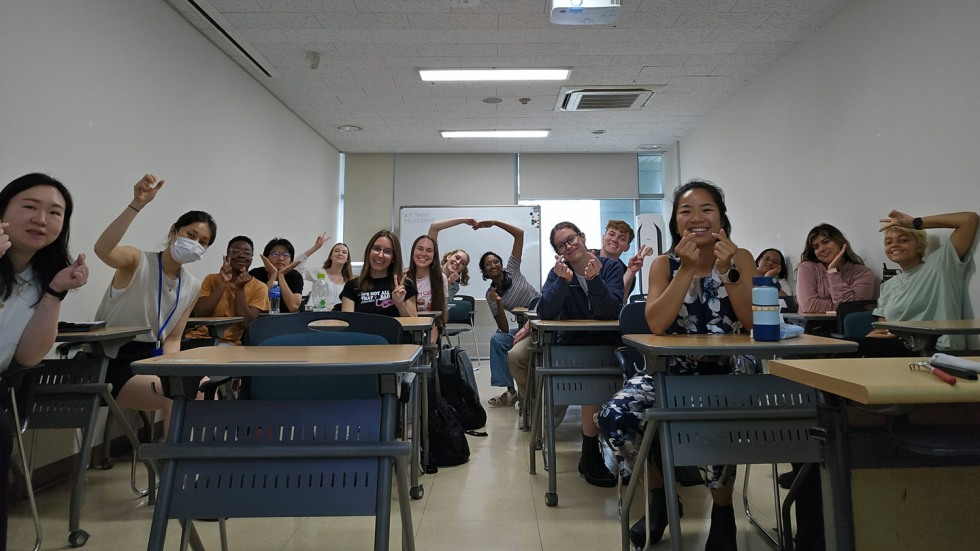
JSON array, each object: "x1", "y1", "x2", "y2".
[
  {"x1": 752, "y1": 276, "x2": 780, "y2": 341},
  {"x1": 268, "y1": 281, "x2": 281, "y2": 314}
]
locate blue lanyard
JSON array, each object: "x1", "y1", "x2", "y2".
[{"x1": 156, "y1": 253, "x2": 182, "y2": 347}]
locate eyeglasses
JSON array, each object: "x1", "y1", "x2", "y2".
[
  {"x1": 228, "y1": 248, "x2": 253, "y2": 257},
  {"x1": 270, "y1": 251, "x2": 292, "y2": 259},
  {"x1": 555, "y1": 233, "x2": 582, "y2": 253},
  {"x1": 371, "y1": 245, "x2": 394, "y2": 257},
  {"x1": 484, "y1": 258, "x2": 502, "y2": 266}
]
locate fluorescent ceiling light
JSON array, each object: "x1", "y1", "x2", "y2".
[
  {"x1": 441, "y1": 130, "x2": 550, "y2": 139},
  {"x1": 420, "y1": 68, "x2": 570, "y2": 82}
]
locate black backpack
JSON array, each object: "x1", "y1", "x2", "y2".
[
  {"x1": 437, "y1": 346, "x2": 487, "y2": 432},
  {"x1": 426, "y1": 375, "x2": 470, "y2": 467}
]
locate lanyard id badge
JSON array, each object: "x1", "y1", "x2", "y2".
[{"x1": 155, "y1": 253, "x2": 182, "y2": 357}]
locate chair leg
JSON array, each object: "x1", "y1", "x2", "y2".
[
  {"x1": 10, "y1": 389, "x2": 42, "y2": 551},
  {"x1": 470, "y1": 330, "x2": 481, "y2": 367},
  {"x1": 741, "y1": 464, "x2": 782, "y2": 549}
]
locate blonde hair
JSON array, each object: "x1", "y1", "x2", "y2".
[{"x1": 885, "y1": 226, "x2": 927, "y2": 257}]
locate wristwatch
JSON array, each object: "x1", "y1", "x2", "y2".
[
  {"x1": 912, "y1": 217, "x2": 923, "y2": 229},
  {"x1": 719, "y1": 265, "x2": 740, "y2": 284}
]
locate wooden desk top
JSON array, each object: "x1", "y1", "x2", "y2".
[
  {"x1": 418, "y1": 310, "x2": 442, "y2": 318},
  {"x1": 783, "y1": 312, "x2": 836, "y2": 321},
  {"x1": 622, "y1": 333, "x2": 858, "y2": 356},
  {"x1": 188, "y1": 316, "x2": 244, "y2": 326},
  {"x1": 872, "y1": 319, "x2": 980, "y2": 335},
  {"x1": 132, "y1": 344, "x2": 422, "y2": 376},
  {"x1": 770, "y1": 357, "x2": 980, "y2": 405},
  {"x1": 530, "y1": 319, "x2": 619, "y2": 332},
  {"x1": 394, "y1": 316, "x2": 434, "y2": 330},
  {"x1": 56, "y1": 326, "x2": 150, "y2": 343}
]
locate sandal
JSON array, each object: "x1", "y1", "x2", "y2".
[{"x1": 488, "y1": 390, "x2": 517, "y2": 408}]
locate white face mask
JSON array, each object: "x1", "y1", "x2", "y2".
[{"x1": 170, "y1": 236, "x2": 206, "y2": 264}]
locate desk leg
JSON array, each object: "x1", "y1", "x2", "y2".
[
  {"x1": 544, "y1": 369, "x2": 558, "y2": 506},
  {"x1": 66, "y1": 392, "x2": 101, "y2": 546},
  {"x1": 146, "y1": 396, "x2": 186, "y2": 551},
  {"x1": 818, "y1": 394, "x2": 855, "y2": 551},
  {"x1": 374, "y1": 390, "x2": 399, "y2": 551},
  {"x1": 422, "y1": 343, "x2": 436, "y2": 474}
]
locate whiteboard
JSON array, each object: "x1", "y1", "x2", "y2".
[{"x1": 399, "y1": 205, "x2": 542, "y2": 301}]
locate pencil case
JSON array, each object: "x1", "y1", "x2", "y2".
[{"x1": 931, "y1": 353, "x2": 980, "y2": 380}]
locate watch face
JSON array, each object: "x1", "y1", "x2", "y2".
[{"x1": 728, "y1": 268, "x2": 740, "y2": 284}]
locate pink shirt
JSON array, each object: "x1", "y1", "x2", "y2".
[{"x1": 795, "y1": 261, "x2": 875, "y2": 312}]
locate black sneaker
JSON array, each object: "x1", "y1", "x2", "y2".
[
  {"x1": 578, "y1": 435, "x2": 616, "y2": 487},
  {"x1": 778, "y1": 470, "x2": 796, "y2": 490},
  {"x1": 630, "y1": 489, "x2": 682, "y2": 549}
]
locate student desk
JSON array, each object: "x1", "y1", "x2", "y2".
[
  {"x1": 17, "y1": 326, "x2": 157, "y2": 548},
  {"x1": 394, "y1": 315, "x2": 436, "y2": 497},
  {"x1": 186, "y1": 316, "x2": 244, "y2": 344},
  {"x1": 133, "y1": 344, "x2": 422, "y2": 551},
  {"x1": 770, "y1": 357, "x2": 980, "y2": 551},
  {"x1": 872, "y1": 319, "x2": 980, "y2": 354},
  {"x1": 528, "y1": 319, "x2": 621, "y2": 507},
  {"x1": 783, "y1": 311, "x2": 836, "y2": 335},
  {"x1": 619, "y1": 334, "x2": 857, "y2": 551}
]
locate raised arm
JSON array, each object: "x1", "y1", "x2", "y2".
[
  {"x1": 94, "y1": 175, "x2": 163, "y2": 279},
  {"x1": 427, "y1": 218, "x2": 476, "y2": 240},
  {"x1": 14, "y1": 255, "x2": 89, "y2": 366},
  {"x1": 880, "y1": 210, "x2": 979, "y2": 260},
  {"x1": 475, "y1": 220, "x2": 524, "y2": 260}
]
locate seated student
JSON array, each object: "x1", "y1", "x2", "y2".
[
  {"x1": 509, "y1": 221, "x2": 624, "y2": 488},
  {"x1": 341, "y1": 230, "x2": 417, "y2": 317},
  {"x1": 755, "y1": 248, "x2": 792, "y2": 296},
  {"x1": 185, "y1": 236, "x2": 269, "y2": 345},
  {"x1": 405, "y1": 234, "x2": 446, "y2": 342},
  {"x1": 796, "y1": 223, "x2": 875, "y2": 312},
  {"x1": 249, "y1": 238, "x2": 304, "y2": 313},
  {"x1": 869, "y1": 209, "x2": 979, "y2": 350},
  {"x1": 0, "y1": 174, "x2": 89, "y2": 548},
  {"x1": 598, "y1": 179, "x2": 755, "y2": 551},
  {"x1": 427, "y1": 218, "x2": 474, "y2": 300},
  {"x1": 474, "y1": 219, "x2": 540, "y2": 408},
  {"x1": 589, "y1": 219, "x2": 654, "y2": 301},
  {"x1": 94, "y1": 175, "x2": 214, "y2": 435},
  {"x1": 298, "y1": 241, "x2": 352, "y2": 310}
]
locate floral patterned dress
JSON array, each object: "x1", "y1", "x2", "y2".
[{"x1": 597, "y1": 255, "x2": 750, "y2": 487}]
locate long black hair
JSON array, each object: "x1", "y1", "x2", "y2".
[
  {"x1": 800, "y1": 223, "x2": 865, "y2": 266},
  {"x1": 0, "y1": 173, "x2": 73, "y2": 303},
  {"x1": 667, "y1": 179, "x2": 731, "y2": 252},
  {"x1": 479, "y1": 251, "x2": 512, "y2": 294}
]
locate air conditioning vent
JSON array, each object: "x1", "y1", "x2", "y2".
[{"x1": 556, "y1": 86, "x2": 662, "y2": 112}]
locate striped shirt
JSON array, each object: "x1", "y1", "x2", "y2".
[{"x1": 487, "y1": 255, "x2": 540, "y2": 317}]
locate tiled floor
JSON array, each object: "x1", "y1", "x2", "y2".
[{"x1": 8, "y1": 365, "x2": 789, "y2": 550}]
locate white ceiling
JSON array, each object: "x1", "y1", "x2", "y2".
[{"x1": 167, "y1": 0, "x2": 852, "y2": 154}]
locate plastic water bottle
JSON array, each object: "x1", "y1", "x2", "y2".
[
  {"x1": 268, "y1": 281, "x2": 281, "y2": 314},
  {"x1": 752, "y1": 276, "x2": 780, "y2": 341},
  {"x1": 308, "y1": 272, "x2": 329, "y2": 312}
]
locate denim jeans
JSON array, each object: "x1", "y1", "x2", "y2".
[{"x1": 489, "y1": 328, "x2": 518, "y2": 388}]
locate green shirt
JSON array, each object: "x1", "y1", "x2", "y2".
[{"x1": 874, "y1": 239, "x2": 970, "y2": 350}]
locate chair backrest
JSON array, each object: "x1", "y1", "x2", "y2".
[
  {"x1": 780, "y1": 295, "x2": 798, "y2": 313},
  {"x1": 244, "y1": 311, "x2": 403, "y2": 345},
  {"x1": 835, "y1": 300, "x2": 877, "y2": 335},
  {"x1": 842, "y1": 310, "x2": 875, "y2": 338},
  {"x1": 250, "y1": 331, "x2": 388, "y2": 400},
  {"x1": 617, "y1": 302, "x2": 651, "y2": 376},
  {"x1": 628, "y1": 294, "x2": 647, "y2": 304},
  {"x1": 447, "y1": 295, "x2": 475, "y2": 325}
]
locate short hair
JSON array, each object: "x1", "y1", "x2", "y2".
[
  {"x1": 667, "y1": 179, "x2": 731, "y2": 252},
  {"x1": 323, "y1": 242, "x2": 354, "y2": 281},
  {"x1": 884, "y1": 226, "x2": 927, "y2": 257},
  {"x1": 227, "y1": 235, "x2": 254, "y2": 252},
  {"x1": 262, "y1": 237, "x2": 295, "y2": 259},
  {"x1": 605, "y1": 220, "x2": 635, "y2": 245},
  {"x1": 0, "y1": 173, "x2": 74, "y2": 303},
  {"x1": 755, "y1": 248, "x2": 788, "y2": 279},
  {"x1": 550, "y1": 221, "x2": 582, "y2": 252},
  {"x1": 171, "y1": 211, "x2": 217, "y2": 247},
  {"x1": 801, "y1": 223, "x2": 865, "y2": 265},
  {"x1": 356, "y1": 230, "x2": 403, "y2": 292}
]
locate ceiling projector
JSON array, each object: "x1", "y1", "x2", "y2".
[{"x1": 550, "y1": 0, "x2": 622, "y2": 26}]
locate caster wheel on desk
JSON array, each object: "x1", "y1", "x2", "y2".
[
  {"x1": 69, "y1": 529, "x2": 89, "y2": 547},
  {"x1": 545, "y1": 493, "x2": 558, "y2": 507},
  {"x1": 424, "y1": 464, "x2": 439, "y2": 474},
  {"x1": 410, "y1": 485, "x2": 424, "y2": 500}
]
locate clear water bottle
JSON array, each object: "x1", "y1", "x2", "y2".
[
  {"x1": 308, "y1": 272, "x2": 329, "y2": 312},
  {"x1": 752, "y1": 276, "x2": 780, "y2": 341},
  {"x1": 268, "y1": 281, "x2": 281, "y2": 314}
]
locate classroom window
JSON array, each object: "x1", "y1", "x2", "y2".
[{"x1": 638, "y1": 154, "x2": 664, "y2": 215}]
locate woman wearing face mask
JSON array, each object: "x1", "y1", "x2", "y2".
[
  {"x1": 754, "y1": 248, "x2": 791, "y2": 297},
  {"x1": 796, "y1": 224, "x2": 874, "y2": 313},
  {"x1": 94, "y1": 174, "x2": 216, "y2": 433}
]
